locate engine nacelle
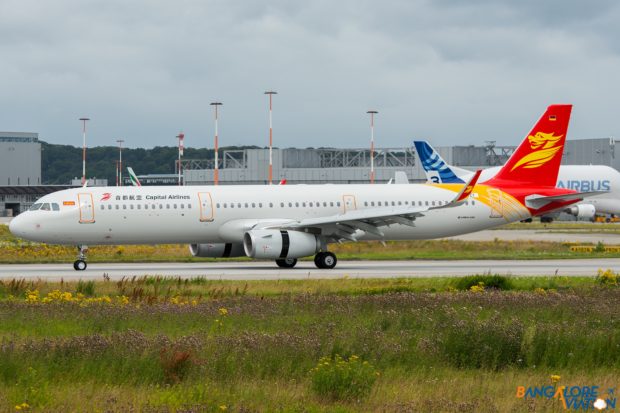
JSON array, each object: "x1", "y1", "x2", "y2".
[
  {"x1": 189, "y1": 243, "x2": 246, "y2": 258},
  {"x1": 243, "y1": 229, "x2": 320, "y2": 259},
  {"x1": 566, "y1": 204, "x2": 596, "y2": 219}
]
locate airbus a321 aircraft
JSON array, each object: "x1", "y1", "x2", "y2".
[{"x1": 10, "y1": 104, "x2": 597, "y2": 271}]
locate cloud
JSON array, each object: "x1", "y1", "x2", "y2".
[{"x1": 0, "y1": 0, "x2": 618, "y2": 149}]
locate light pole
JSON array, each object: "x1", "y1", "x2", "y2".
[
  {"x1": 79, "y1": 117, "x2": 90, "y2": 185},
  {"x1": 114, "y1": 160, "x2": 120, "y2": 186},
  {"x1": 264, "y1": 91, "x2": 277, "y2": 184},
  {"x1": 116, "y1": 139, "x2": 124, "y2": 186},
  {"x1": 210, "y1": 102, "x2": 223, "y2": 185},
  {"x1": 367, "y1": 110, "x2": 378, "y2": 184},
  {"x1": 176, "y1": 133, "x2": 184, "y2": 186}
]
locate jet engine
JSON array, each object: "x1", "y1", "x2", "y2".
[
  {"x1": 189, "y1": 243, "x2": 246, "y2": 258},
  {"x1": 566, "y1": 204, "x2": 596, "y2": 220},
  {"x1": 243, "y1": 229, "x2": 320, "y2": 259}
]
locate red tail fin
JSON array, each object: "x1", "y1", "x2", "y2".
[{"x1": 486, "y1": 104, "x2": 572, "y2": 187}]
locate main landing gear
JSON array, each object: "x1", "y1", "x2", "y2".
[
  {"x1": 314, "y1": 252, "x2": 337, "y2": 269},
  {"x1": 274, "y1": 252, "x2": 338, "y2": 269},
  {"x1": 73, "y1": 245, "x2": 88, "y2": 271},
  {"x1": 275, "y1": 258, "x2": 298, "y2": 268}
]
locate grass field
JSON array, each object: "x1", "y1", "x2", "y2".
[
  {"x1": 502, "y1": 221, "x2": 620, "y2": 233},
  {"x1": 0, "y1": 275, "x2": 618, "y2": 412},
  {"x1": 2, "y1": 225, "x2": 620, "y2": 264}
]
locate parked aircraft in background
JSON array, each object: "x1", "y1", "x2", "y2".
[
  {"x1": 414, "y1": 140, "x2": 619, "y2": 221},
  {"x1": 10, "y1": 104, "x2": 596, "y2": 270},
  {"x1": 127, "y1": 167, "x2": 142, "y2": 187}
]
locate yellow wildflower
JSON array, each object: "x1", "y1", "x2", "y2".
[
  {"x1": 550, "y1": 374, "x2": 561, "y2": 383},
  {"x1": 219, "y1": 405, "x2": 228, "y2": 411},
  {"x1": 218, "y1": 307, "x2": 228, "y2": 316},
  {"x1": 469, "y1": 282, "x2": 485, "y2": 293},
  {"x1": 25, "y1": 289, "x2": 39, "y2": 303}
]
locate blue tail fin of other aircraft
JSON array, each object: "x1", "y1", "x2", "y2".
[{"x1": 413, "y1": 141, "x2": 465, "y2": 184}]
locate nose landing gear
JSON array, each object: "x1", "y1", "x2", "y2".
[{"x1": 73, "y1": 245, "x2": 88, "y2": 271}]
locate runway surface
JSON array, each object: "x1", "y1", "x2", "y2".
[
  {"x1": 0, "y1": 259, "x2": 618, "y2": 280},
  {"x1": 447, "y1": 229, "x2": 620, "y2": 244}
]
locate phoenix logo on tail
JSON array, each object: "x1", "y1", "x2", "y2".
[{"x1": 511, "y1": 132, "x2": 564, "y2": 171}]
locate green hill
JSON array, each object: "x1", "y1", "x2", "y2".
[{"x1": 41, "y1": 142, "x2": 258, "y2": 184}]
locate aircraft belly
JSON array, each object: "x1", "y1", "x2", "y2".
[{"x1": 359, "y1": 206, "x2": 497, "y2": 241}]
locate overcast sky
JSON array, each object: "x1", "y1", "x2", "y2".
[{"x1": 1, "y1": 0, "x2": 618, "y2": 149}]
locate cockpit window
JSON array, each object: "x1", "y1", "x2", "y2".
[
  {"x1": 40, "y1": 203, "x2": 51, "y2": 211},
  {"x1": 29, "y1": 203, "x2": 42, "y2": 211},
  {"x1": 51, "y1": 203, "x2": 60, "y2": 211}
]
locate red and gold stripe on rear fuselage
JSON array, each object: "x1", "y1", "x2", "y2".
[{"x1": 433, "y1": 183, "x2": 532, "y2": 222}]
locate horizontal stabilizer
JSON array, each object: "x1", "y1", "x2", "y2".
[{"x1": 525, "y1": 191, "x2": 607, "y2": 209}]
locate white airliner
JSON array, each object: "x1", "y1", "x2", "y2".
[
  {"x1": 9, "y1": 104, "x2": 597, "y2": 270},
  {"x1": 414, "y1": 140, "x2": 620, "y2": 220}
]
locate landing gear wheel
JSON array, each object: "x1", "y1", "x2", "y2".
[
  {"x1": 314, "y1": 252, "x2": 337, "y2": 269},
  {"x1": 73, "y1": 260, "x2": 87, "y2": 271},
  {"x1": 74, "y1": 245, "x2": 88, "y2": 271},
  {"x1": 276, "y1": 258, "x2": 298, "y2": 268}
]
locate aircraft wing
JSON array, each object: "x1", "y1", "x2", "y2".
[{"x1": 271, "y1": 170, "x2": 482, "y2": 241}]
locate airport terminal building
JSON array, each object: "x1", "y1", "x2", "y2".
[{"x1": 182, "y1": 137, "x2": 619, "y2": 185}]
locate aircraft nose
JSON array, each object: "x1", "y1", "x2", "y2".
[{"x1": 9, "y1": 214, "x2": 29, "y2": 239}]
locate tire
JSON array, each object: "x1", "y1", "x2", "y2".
[
  {"x1": 315, "y1": 252, "x2": 337, "y2": 269},
  {"x1": 314, "y1": 253, "x2": 325, "y2": 268},
  {"x1": 74, "y1": 260, "x2": 87, "y2": 271},
  {"x1": 275, "y1": 258, "x2": 297, "y2": 268}
]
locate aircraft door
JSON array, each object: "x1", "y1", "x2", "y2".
[
  {"x1": 78, "y1": 193, "x2": 95, "y2": 224},
  {"x1": 342, "y1": 195, "x2": 357, "y2": 213},
  {"x1": 198, "y1": 192, "x2": 214, "y2": 222}
]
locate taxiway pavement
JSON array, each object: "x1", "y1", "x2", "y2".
[{"x1": 0, "y1": 259, "x2": 618, "y2": 281}]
